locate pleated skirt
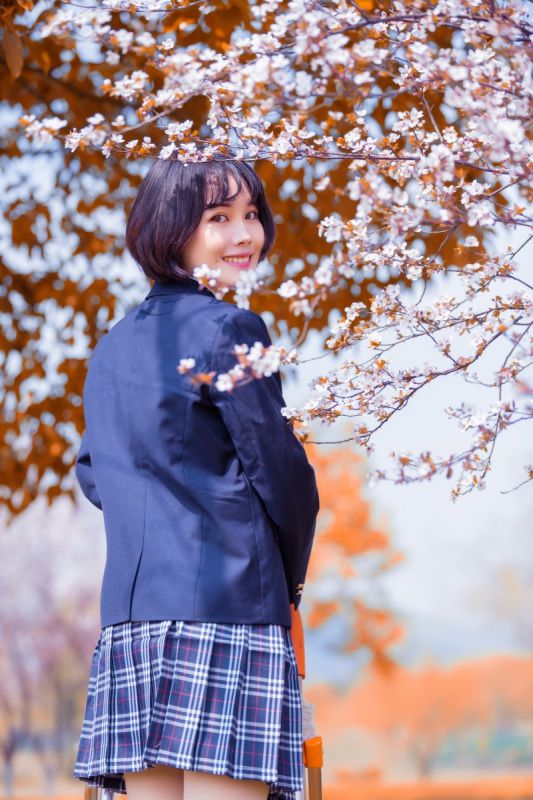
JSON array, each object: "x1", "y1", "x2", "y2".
[{"x1": 73, "y1": 620, "x2": 303, "y2": 799}]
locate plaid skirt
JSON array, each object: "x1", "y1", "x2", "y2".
[{"x1": 73, "y1": 620, "x2": 303, "y2": 799}]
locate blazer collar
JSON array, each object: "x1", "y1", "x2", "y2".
[{"x1": 145, "y1": 276, "x2": 215, "y2": 300}]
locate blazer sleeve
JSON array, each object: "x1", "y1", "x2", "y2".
[
  {"x1": 75, "y1": 430, "x2": 102, "y2": 510},
  {"x1": 209, "y1": 309, "x2": 319, "y2": 609}
]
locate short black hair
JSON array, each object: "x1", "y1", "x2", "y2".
[{"x1": 126, "y1": 157, "x2": 276, "y2": 283}]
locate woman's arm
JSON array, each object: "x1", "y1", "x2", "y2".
[
  {"x1": 209, "y1": 309, "x2": 319, "y2": 609},
  {"x1": 75, "y1": 431, "x2": 103, "y2": 510}
]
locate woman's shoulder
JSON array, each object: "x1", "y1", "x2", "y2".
[
  {"x1": 213, "y1": 300, "x2": 269, "y2": 336},
  {"x1": 210, "y1": 305, "x2": 272, "y2": 358}
]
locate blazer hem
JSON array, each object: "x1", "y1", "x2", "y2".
[{"x1": 100, "y1": 611, "x2": 293, "y2": 629}]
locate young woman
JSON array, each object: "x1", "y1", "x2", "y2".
[{"x1": 72, "y1": 157, "x2": 319, "y2": 800}]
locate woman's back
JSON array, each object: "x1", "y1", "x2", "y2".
[{"x1": 77, "y1": 277, "x2": 317, "y2": 629}]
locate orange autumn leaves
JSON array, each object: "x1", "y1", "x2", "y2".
[
  {"x1": 304, "y1": 443, "x2": 403, "y2": 667},
  {"x1": 308, "y1": 654, "x2": 533, "y2": 784}
]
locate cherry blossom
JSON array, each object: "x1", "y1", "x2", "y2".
[{"x1": 22, "y1": 0, "x2": 533, "y2": 497}]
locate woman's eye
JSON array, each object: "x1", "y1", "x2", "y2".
[{"x1": 210, "y1": 210, "x2": 259, "y2": 223}]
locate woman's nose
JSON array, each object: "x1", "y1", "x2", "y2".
[{"x1": 232, "y1": 221, "x2": 252, "y2": 244}]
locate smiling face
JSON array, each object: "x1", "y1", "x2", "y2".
[{"x1": 181, "y1": 174, "x2": 266, "y2": 289}]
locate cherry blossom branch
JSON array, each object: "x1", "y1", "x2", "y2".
[{"x1": 17, "y1": 0, "x2": 532, "y2": 497}]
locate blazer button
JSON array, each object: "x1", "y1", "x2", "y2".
[{"x1": 295, "y1": 583, "x2": 304, "y2": 595}]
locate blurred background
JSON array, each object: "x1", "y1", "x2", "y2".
[{"x1": 1, "y1": 0, "x2": 532, "y2": 798}]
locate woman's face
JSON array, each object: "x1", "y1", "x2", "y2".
[{"x1": 181, "y1": 174, "x2": 265, "y2": 288}]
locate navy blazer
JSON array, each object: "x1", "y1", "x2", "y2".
[{"x1": 76, "y1": 276, "x2": 319, "y2": 629}]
